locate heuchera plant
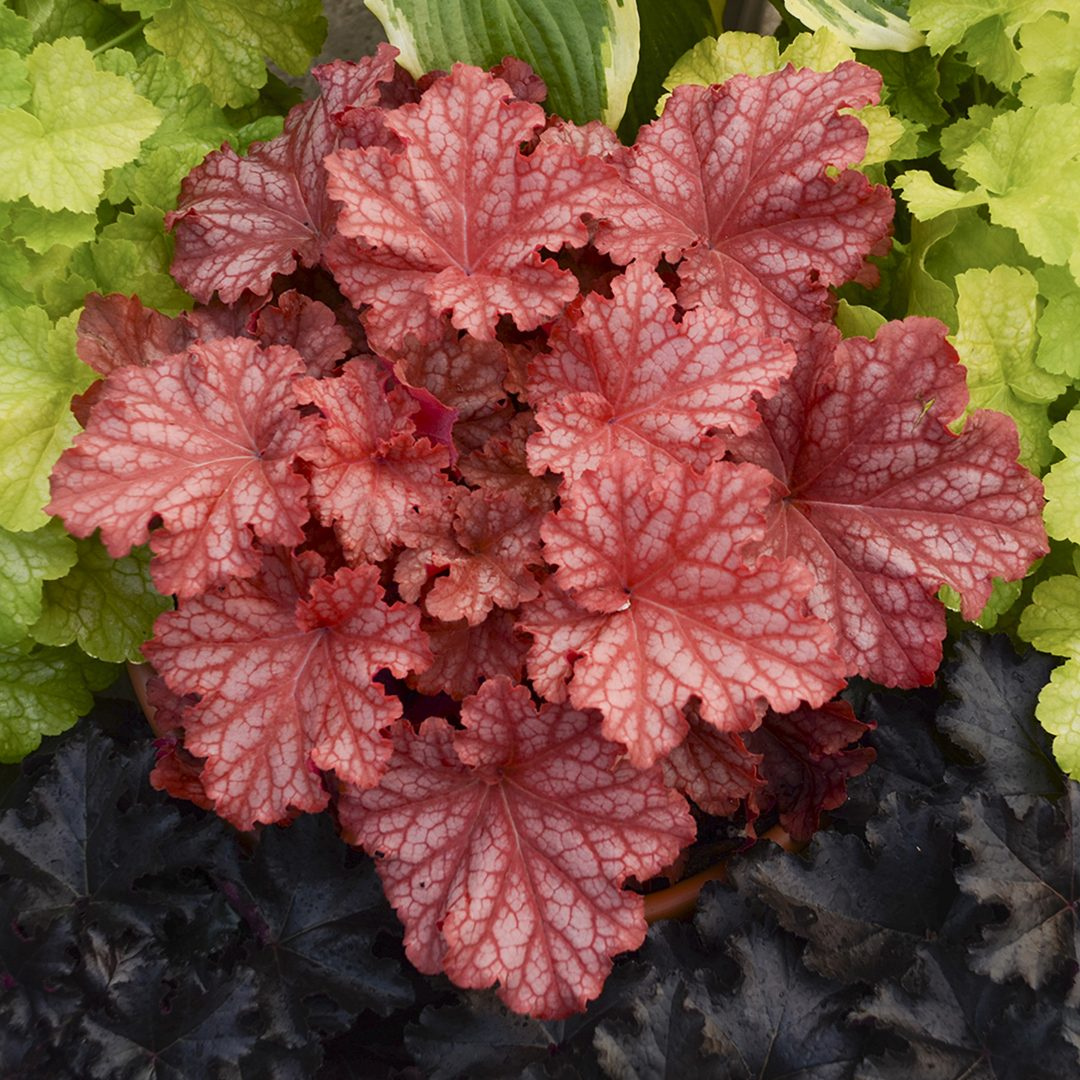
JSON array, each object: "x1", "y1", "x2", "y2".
[{"x1": 47, "y1": 44, "x2": 1048, "y2": 1018}]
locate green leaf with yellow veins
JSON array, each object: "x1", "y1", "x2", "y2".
[
  {"x1": 0, "y1": 48, "x2": 29, "y2": 108},
  {"x1": 1042, "y1": 412, "x2": 1080, "y2": 542},
  {"x1": 951, "y1": 265, "x2": 1067, "y2": 471},
  {"x1": 0, "y1": 37, "x2": 160, "y2": 214},
  {"x1": 0, "y1": 308, "x2": 95, "y2": 532},
  {"x1": 32, "y1": 538, "x2": 171, "y2": 663},
  {"x1": 143, "y1": 0, "x2": 326, "y2": 108},
  {"x1": 65, "y1": 207, "x2": 192, "y2": 316},
  {"x1": 909, "y1": 0, "x2": 1059, "y2": 88},
  {"x1": 0, "y1": 521, "x2": 77, "y2": 647},
  {"x1": 1035, "y1": 265, "x2": 1080, "y2": 379},
  {"x1": 100, "y1": 51, "x2": 233, "y2": 209},
  {"x1": 0, "y1": 643, "x2": 115, "y2": 763},
  {"x1": 8, "y1": 201, "x2": 99, "y2": 255},
  {"x1": 1032, "y1": 659, "x2": 1080, "y2": 778},
  {"x1": 1019, "y1": 11, "x2": 1080, "y2": 105},
  {"x1": 960, "y1": 103, "x2": 1080, "y2": 280}
]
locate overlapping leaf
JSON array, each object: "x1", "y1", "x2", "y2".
[
  {"x1": 522, "y1": 452, "x2": 845, "y2": 766},
  {"x1": 525, "y1": 261, "x2": 795, "y2": 481},
  {"x1": 295, "y1": 358, "x2": 453, "y2": 564},
  {"x1": 325, "y1": 63, "x2": 618, "y2": 350},
  {"x1": 49, "y1": 337, "x2": 318, "y2": 599},
  {"x1": 729, "y1": 317, "x2": 1047, "y2": 687},
  {"x1": 594, "y1": 63, "x2": 893, "y2": 348},
  {"x1": 339, "y1": 677, "x2": 694, "y2": 1019},
  {"x1": 144, "y1": 553, "x2": 431, "y2": 828},
  {"x1": 168, "y1": 48, "x2": 405, "y2": 302}
]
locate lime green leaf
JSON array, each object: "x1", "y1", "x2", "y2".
[
  {"x1": 909, "y1": 0, "x2": 1059, "y2": 88},
  {"x1": 0, "y1": 308, "x2": 95, "y2": 532},
  {"x1": 8, "y1": 201, "x2": 99, "y2": 255},
  {"x1": 952, "y1": 265, "x2": 1068, "y2": 471},
  {"x1": 894, "y1": 169, "x2": 987, "y2": 218},
  {"x1": 63, "y1": 207, "x2": 192, "y2": 316},
  {"x1": 365, "y1": 0, "x2": 639, "y2": 127},
  {"x1": 1019, "y1": 11, "x2": 1080, "y2": 105},
  {"x1": 939, "y1": 102, "x2": 1001, "y2": 171},
  {"x1": 939, "y1": 575, "x2": 1024, "y2": 628},
  {"x1": 664, "y1": 32, "x2": 778, "y2": 95},
  {"x1": 620, "y1": 0, "x2": 719, "y2": 139},
  {"x1": 32, "y1": 538, "x2": 171, "y2": 663},
  {"x1": 0, "y1": 47, "x2": 29, "y2": 108},
  {"x1": 144, "y1": 0, "x2": 326, "y2": 108},
  {"x1": 0, "y1": 6, "x2": 34, "y2": 53},
  {"x1": 1043, "y1": 412, "x2": 1080, "y2": 542},
  {"x1": 958, "y1": 104, "x2": 1080, "y2": 279},
  {"x1": 99, "y1": 51, "x2": 233, "y2": 209},
  {"x1": 786, "y1": 0, "x2": 926, "y2": 51},
  {"x1": 835, "y1": 299, "x2": 887, "y2": 338},
  {"x1": 1019, "y1": 572, "x2": 1080, "y2": 656},
  {"x1": 0, "y1": 520, "x2": 76, "y2": 647},
  {"x1": 0, "y1": 643, "x2": 115, "y2": 763},
  {"x1": 0, "y1": 37, "x2": 160, "y2": 214},
  {"x1": 1035, "y1": 265, "x2": 1080, "y2": 379},
  {"x1": 1032, "y1": 658, "x2": 1080, "y2": 778},
  {"x1": 782, "y1": 25, "x2": 862, "y2": 69}
]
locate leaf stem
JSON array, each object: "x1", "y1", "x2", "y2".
[{"x1": 91, "y1": 17, "x2": 151, "y2": 57}]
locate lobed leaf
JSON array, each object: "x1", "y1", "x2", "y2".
[{"x1": 339, "y1": 677, "x2": 695, "y2": 1019}]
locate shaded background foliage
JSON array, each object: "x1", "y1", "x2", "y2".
[{"x1": 4, "y1": 632, "x2": 1079, "y2": 1077}]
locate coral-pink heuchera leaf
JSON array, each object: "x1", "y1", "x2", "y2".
[
  {"x1": 396, "y1": 487, "x2": 544, "y2": 625},
  {"x1": 168, "y1": 46, "x2": 405, "y2": 302},
  {"x1": 595, "y1": 64, "x2": 893, "y2": 346},
  {"x1": 338, "y1": 677, "x2": 695, "y2": 1018},
  {"x1": 48, "y1": 337, "x2": 318, "y2": 599},
  {"x1": 296, "y1": 358, "x2": 453, "y2": 563},
  {"x1": 324, "y1": 63, "x2": 617, "y2": 350},
  {"x1": 144, "y1": 553, "x2": 431, "y2": 828},
  {"x1": 746, "y1": 701, "x2": 874, "y2": 842},
  {"x1": 525, "y1": 260, "x2": 796, "y2": 481},
  {"x1": 730, "y1": 318, "x2": 1049, "y2": 686},
  {"x1": 413, "y1": 608, "x2": 529, "y2": 699},
  {"x1": 663, "y1": 705, "x2": 765, "y2": 819},
  {"x1": 522, "y1": 452, "x2": 846, "y2": 766},
  {"x1": 253, "y1": 289, "x2": 353, "y2": 376}
]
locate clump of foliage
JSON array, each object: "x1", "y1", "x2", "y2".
[
  {"x1": 3, "y1": 633, "x2": 1079, "y2": 1075},
  {"x1": 44, "y1": 37, "x2": 1046, "y2": 1017},
  {"x1": 0, "y1": 0, "x2": 327, "y2": 761}
]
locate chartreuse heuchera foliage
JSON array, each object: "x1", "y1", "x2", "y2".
[
  {"x1": 0, "y1": 0, "x2": 328, "y2": 762},
  {"x1": 45, "y1": 35, "x2": 1049, "y2": 1018}
]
